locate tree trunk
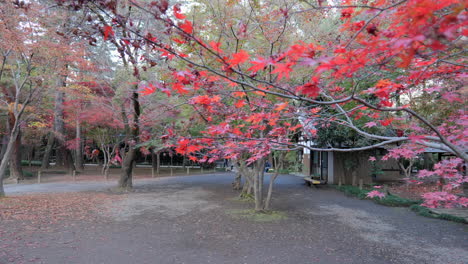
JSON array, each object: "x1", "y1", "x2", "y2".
[
  {"x1": 119, "y1": 147, "x2": 136, "y2": 189},
  {"x1": 253, "y1": 159, "x2": 265, "y2": 211},
  {"x1": 0, "y1": 132, "x2": 8, "y2": 162},
  {"x1": 41, "y1": 132, "x2": 54, "y2": 169},
  {"x1": 156, "y1": 152, "x2": 160, "y2": 174},
  {"x1": 233, "y1": 171, "x2": 241, "y2": 190},
  {"x1": 54, "y1": 67, "x2": 67, "y2": 166},
  {"x1": 75, "y1": 118, "x2": 83, "y2": 171},
  {"x1": 0, "y1": 127, "x2": 20, "y2": 196},
  {"x1": 64, "y1": 149, "x2": 75, "y2": 174},
  {"x1": 10, "y1": 128, "x2": 23, "y2": 181},
  {"x1": 264, "y1": 173, "x2": 277, "y2": 211},
  {"x1": 101, "y1": 144, "x2": 107, "y2": 175},
  {"x1": 264, "y1": 152, "x2": 285, "y2": 211},
  {"x1": 253, "y1": 168, "x2": 261, "y2": 211},
  {"x1": 27, "y1": 146, "x2": 34, "y2": 167}
]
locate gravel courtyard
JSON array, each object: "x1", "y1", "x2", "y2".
[{"x1": 1, "y1": 173, "x2": 467, "y2": 264}]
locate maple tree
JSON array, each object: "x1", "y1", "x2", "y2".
[
  {"x1": 0, "y1": 1, "x2": 81, "y2": 195},
  {"x1": 2, "y1": 0, "x2": 462, "y2": 209}
]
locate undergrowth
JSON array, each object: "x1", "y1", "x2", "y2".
[{"x1": 333, "y1": 185, "x2": 465, "y2": 224}]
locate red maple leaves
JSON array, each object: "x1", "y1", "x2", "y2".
[
  {"x1": 173, "y1": 4, "x2": 186, "y2": 19},
  {"x1": 227, "y1": 50, "x2": 250, "y2": 67},
  {"x1": 296, "y1": 77, "x2": 320, "y2": 98},
  {"x1": 179, "y1": 20, "x2": 193, "y2": 34},
  {"x1": 103, "y1": 25, "x2": 114, "y2": 40}
]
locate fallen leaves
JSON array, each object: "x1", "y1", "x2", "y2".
[{"x1": 0, "y1": 192, "x2": 117, "y2": 225}]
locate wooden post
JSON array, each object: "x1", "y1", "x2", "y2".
[
  {"x1": 38, "y1": 171, "x2": 41, "y2": 183},
  {"x1": 201, "y1": 166, "x2": 203, "y2": 173},
  {"x1": 187, "y1": 167, "x2": 190, "y2": 175},
  {"x1": 359, "y1": 179, "x2": 363, "y2": 190},
  {"x1": 352, "y1": 174, "x2": 356, "y2": 186},
  {"x1": 73, "y1": 170, "x2": 76, "y2": 182},
  {"x1": 170, "y1": 156, "x2": 173, "y2": 176},
  {"x1": 151, "y1": 167, "x2": 155, "y2": 178}
]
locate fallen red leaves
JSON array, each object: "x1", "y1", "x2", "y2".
[
  {"x1": 0, "y1": 192, "x2": 117, "y2": 224},
  {"x1": 389, "y1": 184, "x2": 462, "y2": 201}
]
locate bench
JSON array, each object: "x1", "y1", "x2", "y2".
[{"x1": 304, "y1": 177, "x2": 326, "y2": 187}]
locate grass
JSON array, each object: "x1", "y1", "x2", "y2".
[
  {"x1": 230, "y1": 193, "x2": 255, "y2": 203},
  {"x1": 226, "y1": 209, "x2": 287, "y2": 222}
]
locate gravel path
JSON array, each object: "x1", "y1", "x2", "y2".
[{"x1": 1, "y1": 173, "x2": 467, "y2": 264}]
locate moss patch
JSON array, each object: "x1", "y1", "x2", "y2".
[
  {"x1": 410, "y1": 205, "x2": 467, "y2": 224},
  {"x1": 226, "y1": 209, "x2": 287, "y2": 222}
]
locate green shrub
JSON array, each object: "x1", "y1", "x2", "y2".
[
  {"x1": 374, "y1": 194, "x2": 420, "y2": 207},
  {"x1": 23, "y1": 171, "x2": 33, "y2": 178},
  {"x1": 334, "y1": 185, "x2": 419, "y2": 206},
  {"x1": 334, "y1": 185, "x2": 369, "y2": 199},
  {"x1": 21, "y1": 160, "x2": 42, "y2": 166}
]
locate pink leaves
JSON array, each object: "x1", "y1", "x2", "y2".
[
  {"x1": 420, "y1": 192, "x2": 461, "y2": 208},
  {"x1": 417, "y1": 169, "x2": 436, "y2": 178},
  {"x1": 367, "y1": 190, "x2": 386, "y2": 199},
  {"x1": 364, "y1": 122, "x2": 377, "y2": 128}
]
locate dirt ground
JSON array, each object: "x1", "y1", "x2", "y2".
[{"x1": 1, "y1": 173, "x2": 467, "y2": 264}]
